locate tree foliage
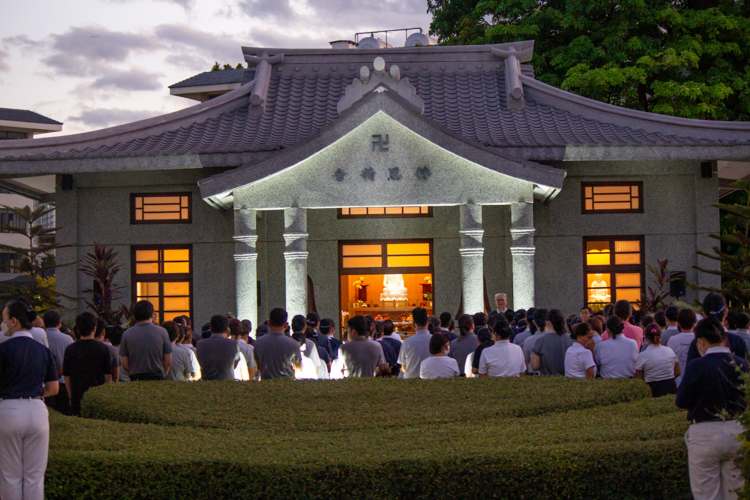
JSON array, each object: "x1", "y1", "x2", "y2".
[
  {"x1": 427, "y1": 0, "x2": 750, "y2": 120},
  {"x1": 641, "y1": 259, "x2": 677, "y2": 313},
  {"x1": 80, "y1": 243, "x2": 129, "y2": 325},
  {"x1": 210, "y1": 62, "x2": 245, "y2": 71}
]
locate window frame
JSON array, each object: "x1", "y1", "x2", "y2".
[
  {"x1": 338, "y1": 239, "x2": 434, "y2": 276},
  {"x1": 130, "y1": 192, "x2": 193, "y2": 225},
  {"x1": 131, "y1": 244, "x2": 193, "y2": 324},
  {"x1": 580, "y1": 181, "x2": 644, "y2": 215},
  {"x1": 582, "y1": 235, "x2": 645, "y2": 310},
  {"x1": 337, "y1": 206, "x2": 433, "y2": 219}
]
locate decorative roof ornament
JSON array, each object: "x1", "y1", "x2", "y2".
[
  {"x1": 337, "y1": 56, "x2": 424, "y2": 115},
  {"x1": 491, "y1": 41, "x2": 534, "y2": 111},
  {"x1": 244, "y1": 51, "x2": 284, "y2": 113}
]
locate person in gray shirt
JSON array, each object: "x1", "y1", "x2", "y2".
[
  {"x1": 253, "y1": 308, "x2": 302, "y2": 379},
  {"x1": 397, "y1": 307, "x2": 433, "y2": 379},
  {"x1": 119, "y1": 300, "x2": 172, "y2": 381},
  {"x1": 340, "y1": 316, "x2": 382, "y2": 377},
  {"x1": 197, "y1": 315, "x2": 240, "y2": 381},
  {"x1": 42, "y1": 309, "x2": 73, "y2": 414},
  {"x1": 163, "y1": 321, "x2": 196, "y2": 381},
  {"x1": 531, "y1": 309, "x2": 573, "y2": 376},
  {"x1": 449, "y1": 314, "x2": 478, "y2": 376},
  {"x1": 229, "y1": 319, "x2": 257, "y2": 380}
]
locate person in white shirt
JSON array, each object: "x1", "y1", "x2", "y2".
[
  {"x1": 478, "y1": 322, "x2": 525, "y2": 377},
  {"x1": 0, "y1": 302, "x2": 50, "y2": 348},
  {"x1": 420, "y1": 332, "x2": 460, "y2": 379},
  {"x1": 595, "y1": 316, "x2": 638, "y2": 378},
  {"x1": 660, "y1": 306, "x2": 681, "y2": 346},
  {"x1": 565, "y1": 322, "x2": 596, "y2": 378},
  {"x1": 636, "y1": 323, "x2": 680, "y2": 397},
  {"x1": 666, "y1": 308, "x2": 696, "y2": 387}
]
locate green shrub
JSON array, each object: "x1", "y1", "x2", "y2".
[{"x1": 47, "y1": 378, "x2": 689, "y2": 499}]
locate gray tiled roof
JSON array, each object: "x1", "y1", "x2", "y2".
[
  {"x1": 169, "y1": 68, "x2": 251, "y2": 89},
  {"x1": 1, "y1": 44, "x2": 749, "y2": 163},
  {"x1": 0, "y1": 108, "x2": 61, "y2": 125}
]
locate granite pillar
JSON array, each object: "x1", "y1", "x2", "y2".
[
  {"x1": 284, "y1": 207, "x2": 308, "y2": 319},
  {"x1": 459, "y1": 203, "x2": 485, "y2": 314},
  {"x1": 510, "y1": 202, "x2": 535, "y2": 309},
  {"x1": 233, "y1": 206, "x2": 258, "y2": 328}
]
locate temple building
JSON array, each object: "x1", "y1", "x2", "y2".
[{"x1": 1, "y1": 38, "x2": 749, "y2": 335}]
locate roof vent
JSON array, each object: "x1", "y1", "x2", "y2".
[
  {"x1": 329, "y1": 40, "x2": 358, "y2": 49},
  {"x1": 404, "y1": 33, "x2": 437, "y2": 47},
  {"x1": 357, "y1": 37, "x2": 392, "y2": 50}
]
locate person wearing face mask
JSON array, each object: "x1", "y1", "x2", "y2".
[
  {"x1": 419, "y1": 332, "x2": 459, "y2": 379},
  {"x1": 0, "y1": 299, "x2": 59, "y2": 500},
  {"x1": 676, "y1": 317, "x2": 749, "y2": 500}
]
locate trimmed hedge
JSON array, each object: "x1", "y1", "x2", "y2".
[{"x1": 46, "y1": 378, "x2": 690, "y2": 499}]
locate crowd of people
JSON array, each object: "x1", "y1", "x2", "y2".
[{"x1": 0, "y1": 290, "x2": 747, "y2": 500}]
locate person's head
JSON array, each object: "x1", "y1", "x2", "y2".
[
  {"x1": 241, "y1": 319, "x2": 252, "y2": 336},
  {"x1": 514, "y1": 309, "x2": 527, "y2": 323},
  {"x1": 306, "y1": 312, "x2": 320, "y2": 330},
  {"x1": 516, "y1": 318, "x2": 528, "y2": 332},
  {"x1": 580, "y1": 307, "x2": 592, "y2": 322},
  {"x1": 653, "y1": 310, "x2": 667, "y2": 328},
  {"x1": 532, "y1": 308, "x2": 548, "y2": 332},
  {"x1": 587, "y1": 316, "x2": 603, "y2": 335},
  {"x1": 31, "y1": 316, "x2": 44, "y2": 329},
  {"x1": 665, "y1": 306, "x2": 679, "y2": 325},
  {"x1": 291, "y1": 331, "x2": 306, "y2": 348},
  {"x1": 546, "y1": 309, "x2": 566, "y2": 335},
  {"x1": 726, "y1": 310, "x2": 739, "y2": 331},
  {"x1": 228, "y1": 318, "x2": 244, "y2": 339},
  {"x1": 201, "y1": 323, "x2": 211, "y2": 339},
  {"x1": 702, "y1": 292, "x2": 727, "y2": 321},
  {"x1": 473, "y1": 312, "x2": 487, "y2": 328},
  {"x1": 268, "y1": 308, "x2": 288, "y2": 330},
  {"x1": 571, "y1": 322, "x2": 593, "y2": 346},
  {"x1": 94, "y1": 318, "x2": 107, "y2": 339},
  {"x1": 105, "y1": 325, "x2": 124, "y2": 346},
  {"x1": 477, "y1": 327, "x2": 493, "y2": 344},
  {"x1": 643, "y1": 323, "x2": 662, "y2": 346},
  {"x1": 639, "y1": 315, "x2": 653, "y2": 329},
  {"x1": 383, "y1": 319, "x2": 394, "y2": 336},
  {"x1": 74, "y1": 312, "x2": 98, "y2": 339},
  {"x1": 429, "y1": 331, "x2": 450, "y2": 355},
  {"x1": 43, "y1": 309, "x2": 61, "y2": 329},
  {"x1": 457, "y1": 314, "x2": 474, "y2": 336},
  {"x1": 174, "y1": 315, "x2": 191, "y2": 327},
  {"x1": 2, "y1": 299, "x2": 33, "y2": 335},
  {"x1": 364, "y1": 315, "x2": 376, "y2": 336},
  {"x1": 210, "y1": 314, "x2": 229, "y2": 335},
  {"x1": 503, "y1": 309, "x2": 515, "y2": 324},
  {"x1": 374, "y1": 320, "x2": 384, "y2": 339},
  {"x1": 694, "y1": 317, "x2": 725, "y2": 355},
  {"x1": 162, "y1": 320, "x2": 182, "y2": 343},
  {"x1": 319, "y1": 318, "x2": 334, "y2": 336},
  {"x1": 492, "y1": 321, "x2": 512, "y2": 341},
  {"x1": 526, "y1": 307, "x2": 537, "y2": 334},
  {"x1": 412, "y1": 307, "x2": 428, "y2": 328},
  {"x1": 677, "y1": 308, "x2": 697, "y2": 332},
  {"x1": 439, "y1": 312, "x2": 452, "y2": 328},
  {"x1": 304, "y1": 326, "x2": 316, "y2": 340},
  {"x1": 605, "y1": 316, "x2": 624, "y2": 339},
  {"x1": 133, "y1": 300, "x2": 155, "y2": 323},
  {"x1": 566, "y1": 315, "x2": 581, "y2": 334},
  {"x1": 737, "y1": 312, "x2": 750, "y2": 330},
  {"x1": 487, "y1": 314, "x2": 498, "y2": 331},
  {"x1": 347, "y1": 315, "x2": 367, "y2": 338},
  {"x1": 256, "y1": 324, "x2": 269, "y2": 338},
  {"x1": 290, "y1": 315, "x2": 306, "y2": 333},
  {"x1": 613, "y1": 300, "x2": 632, "y2": 321},
  {"x1": 428, "y1": 315, "x2": 440, "y2": 334},
  {"x1": 495, "y1": 293, "x2": 507, "y2": 311}
]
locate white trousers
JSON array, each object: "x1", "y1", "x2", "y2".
[
  {"x1": 685, "y1": 420, "x2": 744, "y2": 500},
  {"x1": 0, "y1": 399, "x2": 50, "y2": 500}
]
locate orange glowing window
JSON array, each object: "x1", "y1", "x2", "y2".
[
  {"x1": 339, "y1": 206, "x2": 431, "y2": 218},
  {"x1": 584, "y1": 237, "x2": 644, "y2": 312},
  {"x1": 132, "y1": 193, "x2": 191, "y2": 224},
  {"x1": 582, "y1": 182, "x2": 643, "y2": 214},
  {"x1": 133, "y1": 246, "x2": 192, "y2": 324},
  {"x1": 340, "y1": 240, "x2": 432, "y2": 271}
]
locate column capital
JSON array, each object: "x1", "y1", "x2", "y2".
[
  {"x1": 459, "y1": 229, "x2": 485, "y2": 238},
  {"x1": 233, "y1": 235, "x2": 259, "y2": 244},
  {"x1": 510, "y1": 246, "x2": 536, "y2": 256},
  {"x1": 283, "y1": 232, "x2": 309, "y2": 244},
  {"x1": 459, "y1": 247, "x2": 485, "y2": 257},
  {"x1": 510, "y1": 228, "x2": 535, "y2": 238},
  {"x1": 284, "y1": 251, "x2": 309, "y2": 261}
]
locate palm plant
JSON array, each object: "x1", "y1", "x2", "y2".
[{"x1": 80, "y1": 243, "x2": 129, "y2": 325}]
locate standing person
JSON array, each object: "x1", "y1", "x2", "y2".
[
  {"x1": 104, "y1": 326, "x2": 129, "y2": 382},
  {"x1": 196, "y1": 315, "x2": 241, "y2": 381},
  {"x1": 732, "y1": 312, "x2": 750, "y2": 351},
  {"x1": 677, "y1": 317, "x2": 749, "y2": 500},
  {"x1": 636, "y1": 323, "x2": 680, "y2": 397},
  {"x1": 63, "y1": 313, "x2": 112, "y2": 416},
  {"x1": 379, "y1": 320, "x2": 402, "y2": 365},
  {"x1": 291, "y1": 315, "x2": 322, "y2": 378},
  {"x1": 660, "y1": 306, "x2": 681, "y2": 346},
  {"x1": 522, "y1": 309, "x2": 548, "y2": 374},
  {"x1": 229, "y1": 319, "x2": 257, "y2": 380},
  {"x1": 163, "y1": 321, "x2": 197, "y2": 381},
  {"x1": 565, "y1": 323, "x2": 596, "y2": 379},
  {"x1": 478, "y1": 322, "x2": 526, "y2": 377},
  {"x1": 579, "y1": 307, "x2": 592, "y2": 323},
  {"x1": 253, "y1": 308, "x2": 302, "y2": 380},
  {"x1": 470, "y1": 327, "x2": 495, "y2": 376},
  {"x1": 397, "y1": 307, "x2": 432, "y2": 379},
  {"x1": 339, "y1": 316, "x2": 382, "y2": 378},
  {"x1": 586, "y1": 316, "x2": 604, "y2": 346},
  {"x1": 420, "y1": 332, "x2": 460, "y2": 379},
  {"x1": 241, "y1": 319, "x2": 255, "y2": 346},
  {"x1": 0, "y1": 299, "x2": 59, "y2": 500},
  {"x1": 119, "y1": 300, "x2": 172, "y2": 381},
  {"x1": 686, "y1": 293, "x2": 748, "y2": 364},
  {"x1": 383, "y1": 318, "x2": 403, "y2": 344},
  {"x1": 439, "y1": 312, "x2": 457, "y2": 341},
  {"x1": 42, "y1": 309, "x2": 72, "y2": 415},
  {"x1": 602, "y1": 300, "x2": 643, "y2": 350},
  {"x1": 667, "y1": 308, "x2": 697, "y2": 387},
  {"x1": 0, "y1": 299, "x2": 48, "y2": 348},
  {"x1": 307, "y1": 312, "x2": 332, "y2": 360},
  {"x1": 531, "y1": 309, "x2": 573, "y2": 376},
  {"x1": 595, "y1": 316, "x2": 639, "y2": 379},
  {"x1": 488, "y1": 293, "x2": 509, "y2": 322},
  {"x1": 449, "y1": 314, "x2": 478, "y2": 377},
  {"x1": 94, "y1": 318, "x2": 120, "y2": 384},
  {"x1": 320, "y1": 318, "x2": 341, "y2": 360}
]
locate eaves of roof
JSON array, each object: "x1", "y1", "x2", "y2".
[{"x1": 0, "y1": 108, "x2": 62, "y2": 125}]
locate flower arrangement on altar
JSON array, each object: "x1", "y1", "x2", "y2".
[{"x1": 353, "y1": 277, "x2": 366, "y2": 289}]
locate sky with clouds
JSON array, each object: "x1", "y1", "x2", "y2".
[{"x1": 1, "y1": 0, "x2": 433, "y2": 136}]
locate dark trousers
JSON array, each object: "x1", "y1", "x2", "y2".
[
  {"x1": 130, "y1": 373, "x2": 165, "y2": 382},
  {"x1": 45, "y1": 383, "x2": 71, "y2": 416},
  {"x1": 648, "y1": 378, "x2": 677, "y2": 398}
]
